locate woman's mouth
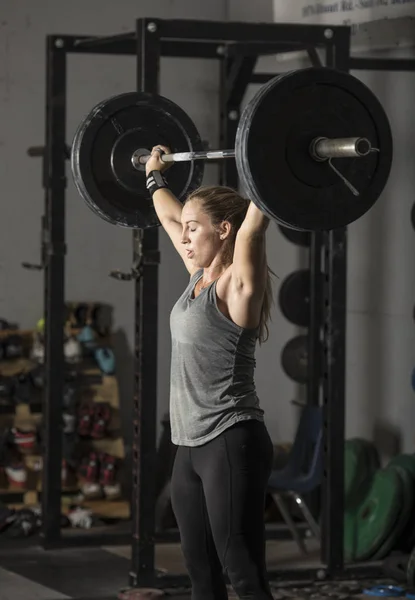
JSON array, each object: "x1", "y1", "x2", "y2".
[{"x1": 186, "y1": 250, "x2": 194, "y2": 258}]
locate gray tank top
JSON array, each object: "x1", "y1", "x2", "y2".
[{"x1": 169, "y1": 268, "x2": 264, "y2": 446}]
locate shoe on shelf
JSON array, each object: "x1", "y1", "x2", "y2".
[
  {"x1": 31, "y1": 332, "x2": 44, "y2": 363},
  {"x1": 3, "y1": 334, "x2": 24, "y2": 360},
  {"x1": 77, "y1": 402, "x2": 95, "y2": 437},
  {"x1": 91, "y1": 403, "x2": 111, "y2": 439},
  {"x1": 103, "y1": 482, "x2": 122, "y2": 501},
  {"x1": 5, "y1": 463, "x2": 27, "y2": 489},
  {"x1": 77, "y1": 325, "x2": 97, "y2": 356},
  {"x1": 64, "y1": 336, "x2": 82, "y2": 364},
  {"x1": 11, "y1": 427, "x2": 37, "y2": 454},
  {"x1": 67, "y1": 505, "x2": 94, "y2": 528},
  {"x1": 94, "y1": 347, "x2": 115, "y2": 375}
]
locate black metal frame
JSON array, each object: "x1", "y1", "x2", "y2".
[{"x1": 40, "y1": 16, "x2": 414, "y2": 586}]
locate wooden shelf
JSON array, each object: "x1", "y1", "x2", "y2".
[
  {"x1": 0, "y1": 329, "x2": 33, "y2": 340},
  {"x1": 0, "y1": 326, "x2": 125, "y2": 511}
]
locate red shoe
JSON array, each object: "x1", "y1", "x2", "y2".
[
  {"x1": 5, "y1": 464, "x2": 27, "y2": 489},
  {"x1": 91, "y1": 403, "x2": 111, "y2": 439},
  {"x1": 78, "y1": 452, "x2": 100, "y2": 483},
  {"x1": 77, "y1": 402, "x2": 95, "y2": 437},
  {"x1": 99, "y1": 453, "x2": 117, "y2": 486},
  {"x1": 11, "y1": 428, "x2": 36, "y2": 453}
]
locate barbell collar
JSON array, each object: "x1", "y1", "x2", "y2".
[{"x1": 311, "y1": 136, "x2": 372, "y2": 161}]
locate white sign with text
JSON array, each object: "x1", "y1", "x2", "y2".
[{"x1": 273, "y1": 1, "x2": 415, "y2": 50}]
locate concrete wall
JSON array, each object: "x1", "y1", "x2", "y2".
[{"x1": 346, "y1": 60, "x2": 415, "y2": 457}]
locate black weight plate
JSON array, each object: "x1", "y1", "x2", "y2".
[
  {"x1": 411, "y1": 202, "x2": 415, "y2": 231},
  {"x1": 278, "y1": 225, "x2": 311, "y2": 247},
  {"x1": 372, "y1": 465, "x2": 414, "y2": 559},
  {"x1": 278, "y1": 269, "x2": 322, "y2": 327},
  {"x1": 408, "y1": 544, "x2": 415, "y2": 587},
  {"x1": 281, "y1": 335, "x2": 309, "y2": 384},
  {"x1": 236, "y1": 68, "x2": 393, "y2": 231},
  {"x1": 71, "y1": 93, "x2": 204, "y2": 228},
  {"x1": 382, "y1": 554, "x2": 409, "y2": 583},
  {"x1": 388, "y1": 454, "x2": 415, "y2": 552}
]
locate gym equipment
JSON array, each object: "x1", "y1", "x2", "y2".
[
  {"x1": 388, "y1": 454, "x2": 415, "y2": 552},
  {"x1": 281, "y1": 335, "x2": 309, "y2": 384},
  {"x1": 388, "y1": 454, "x2": 415, "y2": 479},
  {"x1": 407, "y1": 545, "x2": 415, "y2": 587},
  {"x1": 382, "y1": 554, "x2": 409, "y2": 583},
  {"x1": 344, "y1": 438, "x2": 379, "y2": 510},
  {"x1": 71, "y1": 67, "x2": 393, "y2": 232},
  {"x1": 344, "y1": 467, "x2": 403, "y2": 562},
  {"x1": 278, "y1": 225, "x2": 311, "y2": 247},
  {"x1": 278, "y1": 269, "x2": 322, "y2": 327},
  {"x1": 27, "y1": 144, "x2": 71, "y2": 159},
  {"x1": 371, "y1": 465, "x2": 414, "y2": 560},
  {"x1": 72, "y1": 93, "x2": 204, "y2": 229}
]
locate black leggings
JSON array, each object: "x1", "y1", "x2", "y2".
[{"x1": 171, "y1": 419, "x2": 274, "y2": 600}]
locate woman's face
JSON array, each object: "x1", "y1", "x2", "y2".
[{"x1": 180, "y1": 199, "x2": 228, "y2": 269}]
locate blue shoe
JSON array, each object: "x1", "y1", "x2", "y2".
[
  {"x1": 77, "y1": 325, "x2": 97, "y2": 355},
  {"x1": 94, "y1": 347, "x2": 115, "y2": 375}
]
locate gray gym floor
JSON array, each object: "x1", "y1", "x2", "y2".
[{"x1": 0, "y1": 538, "x2": 321, "y2": 599}]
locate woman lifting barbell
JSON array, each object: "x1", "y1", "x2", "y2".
[{"x1": 146, "y1": 145, "x2": 274, "y2": 600}]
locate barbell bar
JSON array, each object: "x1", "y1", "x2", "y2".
[
  {"x1": 71, "y1": 67, "x2": 393, "y2": 231},
  {"x1": 132, "y1": 136, "x2": 372, "y2": 169}
]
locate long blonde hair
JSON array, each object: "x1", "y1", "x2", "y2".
[{"x1": 186, "y1": 186, "x2": 274, "y2": 344}]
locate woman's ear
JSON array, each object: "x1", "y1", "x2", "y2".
[{"x1": 219, "y1": 221, "x2": 232, "y2": 240}]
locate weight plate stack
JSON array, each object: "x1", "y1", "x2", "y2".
[
  {"x1": 407, "y1": 544, "x2": 415, "y2": 587},
  {"x1": 344, "y1": 467, "x2": 403, "y2": 562},
  {"x1": 344, "y1": 438, "x2": 380, "y2": 511},
  {"x1": 372, "y1": 465, "x2": 414, "y2": 560},
  {"x1": 387, "y1": 454, "x2": 415, "y2": 552},
  {"x1": 389, "y1": 453, "x2": 415, "y2": 478}
]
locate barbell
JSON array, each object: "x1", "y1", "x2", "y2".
[
  {"x1": 133, "y1": 136, "x2": 373, "y2": 166},
  {"x1": 71, "y1": 67, "x2": 393, "y2": 232}
]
